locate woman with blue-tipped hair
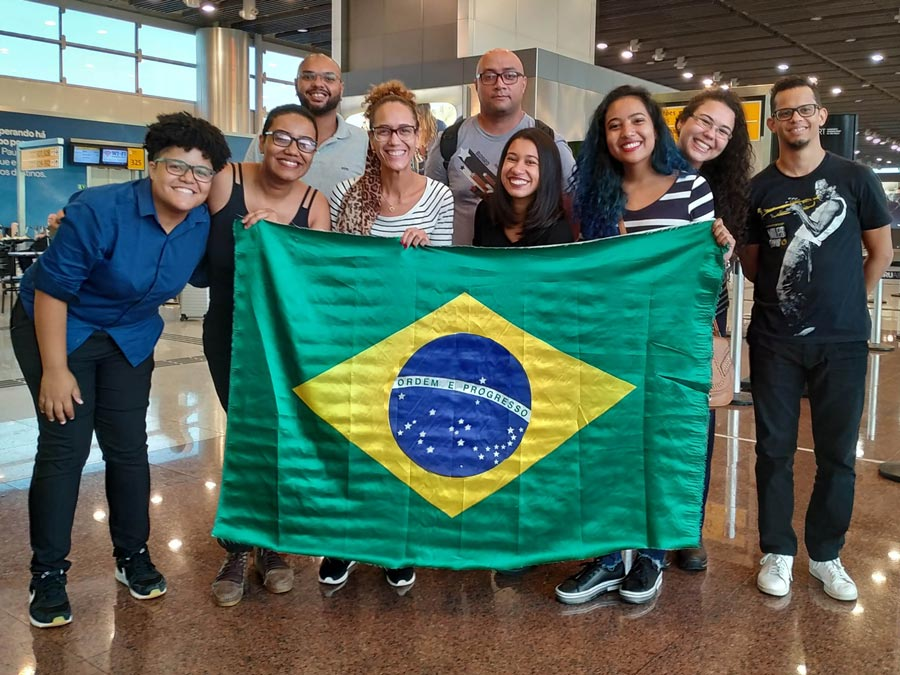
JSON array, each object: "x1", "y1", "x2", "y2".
[{"x1": 554, "y1": 85, "x2": 733, "y2": 609}]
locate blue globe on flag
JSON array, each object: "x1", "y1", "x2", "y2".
[{"x1": 388, "y1": 333, "x2": 532, "y2": 478}]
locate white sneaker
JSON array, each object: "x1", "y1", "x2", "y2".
[
  {"x1": 757, "y1": 553, "x2": 793, "y2": 597},
  {"x1": 809, "y1": 558, "x2": 858, "y2": 601}
]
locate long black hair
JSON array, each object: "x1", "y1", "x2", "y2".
[
  {"x1": 676, "y1": 90, "x2": 752, "y2": 244},
  {"x1": 488, "y1": 127, "x2": 565, "y2": 246},
  {"x1": 573, "y1": 86, "x2": 689, "y2": 240}
]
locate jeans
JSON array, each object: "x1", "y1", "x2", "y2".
[
  {"x1": 748, "y1": 334, "x2": 868, "y2": 561},
  {"x1": 11, "y1": 301, "x2": 154, "y2": 574}
]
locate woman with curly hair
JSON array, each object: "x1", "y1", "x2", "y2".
[
  {"x1": 325, "y1": 80, "x2": 454, "y2": 591},
  {"x1": 330, "y1": 80, "x2": 453, "y2": 249},
  {"x1": 671, "y1": 89, "x2": 754, "y2": 573},
  {"x1": 555, "y1": 86, "x2": 733, "y2": 609},
  {"x1": 11, "y1": 112, "x2": 231, "y2": 627}
]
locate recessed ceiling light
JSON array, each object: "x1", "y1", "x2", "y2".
[
  {"x1": 845, "y1": 37, "x2": 856, "y2": 43},
  {"x1": 810, "y1": 16, "x2": 822, "y2": 21},
  {"x1": 777, "y1": 63, "x2": 789, "y2": 72},
  {"x1": 855, "y1": 98, "x2": 863, "y2": 103},
  {"x1": 200, "y1": 2, "x2": 216, "y2": 12},
  {"x1": 854, "y1": 150, "x2": 860, "y2": 155},
  {"x1": 702, "y1": 77, "x2": 713, "y2": 87},
  {"x1": 875, "y1": 158, "x2": 883, "y2": 163},
  {"x1": 720, "y1": 84, "x2": 729, "y2": 90},
  {"x1": 831, "y1": 86, "x2": 842, "y2": 94},
  {"x1": 871, "y1": 53, "x2": 885, "y2": 62},
  {"x1": 888, "y1": 160, "x2": 894, "y2": 164},
  {"x1": 682, "y1": 71, "x2": 693, "y2": 79},
  {"x1": 807, "y1": 76, "x2": 818, "y2": 84},
  {"x1": 297, "y1": 28, "x2": 309, "y2": 33},
  {"x1": 873, "y1": 137, "x2": 881, "y2": 144},
  {"x1": 596, "y1": 42, "x2": 608, "y2": 50},
  {"x1": 861, "y1": 83, "x2": 871, "y2": 88},
  {"x1": 866, "y1": 135, "x2": 874, "y2": 140},
  {"x1": 621, "y1": 50, "x2": 634, "y2": 60}
]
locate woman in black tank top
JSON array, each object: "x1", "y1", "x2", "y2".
[{"x1": 202, "y1": 104, "x2": 331, "y2": 608}]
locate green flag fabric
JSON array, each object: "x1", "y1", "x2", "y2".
[{"x1": 212, "y1": 221, "x2": 724, "y2": 570}]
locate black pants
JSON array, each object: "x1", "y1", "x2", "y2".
[
  {"x1": 748, "y1": 334, "x2": 868, "y2": 561},
  {"x1": 11, "y1": 301, "x2": 155, "y2": 574},
  {"x1": 203, "y1": 310, "x2": 253, "y2": 554}
]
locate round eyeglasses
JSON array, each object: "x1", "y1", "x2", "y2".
[
  {"x1": 264, "y1": 130, "x2": 317, "y2": 153},
  {"x1": 690, "y1": 114, "x2": 733, "y2": 140}
]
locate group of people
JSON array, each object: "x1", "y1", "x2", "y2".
[{"x1": 12, "y1": 45, "x2": 892, "y2": 629}]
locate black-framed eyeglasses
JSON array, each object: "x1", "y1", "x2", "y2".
[
  {"x1": 264, "y1": 130, "x2": 317, "y2": 153},
  {"x1": 772, "y1": 104, "x2": 820, "y2": 122},
  {"x1": 477, "y1": 70, "x2": 524, "y2": 85},
  {"x1": 298, "y1": 71, "x2": 339, "y2": 84},
  {"x1": 370, "y1": 125, "x2": 418, "y2": 142},
  {"x1": 153, "y1": 157, "x2": 216, "y2": 183},
  {"x1": 690, "y1": 114, "x2": 733, "y2": 140}
]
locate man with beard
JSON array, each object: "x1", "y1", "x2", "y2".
[
  {"x1": 244, "y1": 54, "x2": 367, "y2": 197},
  {"x1": 740, "y1": 75, "x2": 892, "y2": 603},
  {"x1": 425, "y1": 48, "x2": 575, "y2": 245}
]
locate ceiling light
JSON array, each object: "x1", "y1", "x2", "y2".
[
  {"x1": 831, "y1": 86, "x2": 842, "y2": 94},
  {"x1": 297, "y1": 28, "x2": 309, "y2": 33},
  {"x1": 200, "y1": 2, "x2": 216, "y2": 12},
  {"x1": 702, "y1": 77, "x2": 713, "y2": 87},
  {"x1": 596, "y1": 42, "x2": 608, "y2": 50},
  {"x1": 845, "y1": 37, "x2": 856, "y2": 43},
  {"x1": 807, "y1": 76, "x2": 818, "y2": 84},
  {"x1": 862, "y1": 83, "x2": 871, "y2": 88},
  {"x1": 876, "y1": 158, "x2": 883, "y2": 163},
  {"x1": 892, "y1": 145, "x2": 900, "y2": 151},
  {"x1": 871, "y1": 53, "x2": 885, "y2": 62},
  {"x1": 621, "y1": 50, "x2": 634, "y2": 60},
  {"x1": 777, "y1": 63, "x2": 789, "y2": 72},
  {"x1": 810, "y1": 16, "x2": 822, "y2": 21},
  {"x1": 854, "y1": 150, "x2": 860, "y2": 155},
  {"x1": 719, "y1": 84, "x2": 729, "y2": 90},
  {"x1": 855, "y1": 98, "x2": 863, "y2": 103},
  {"x1": 888, "y1": 160, "x2": 894, "y2": 164},
  {"x1": 873, "y1": 137, "x2": 881, "y2": 143},
  {"x1": 682, "y1": 71, "x2": 693, "y2": 79}
]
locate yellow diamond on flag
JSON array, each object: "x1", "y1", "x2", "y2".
[{"x1": 294, "y1": 293, "x2": 634, "y2": 518}]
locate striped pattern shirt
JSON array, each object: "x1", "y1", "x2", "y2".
[
  {"x1": 622, "y1": 172, "x2": 715, "y2": 233},
  {"x1": 329, "y1": 176, "x2": 454, "y2": 247}
]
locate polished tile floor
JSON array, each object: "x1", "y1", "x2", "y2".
[{"x1": 2, "y1": 290, "x2": 900, "y2": 675}]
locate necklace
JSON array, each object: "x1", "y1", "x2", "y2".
[{"x1": 382, "y1": 192, "x2": 402, "y2": 213}]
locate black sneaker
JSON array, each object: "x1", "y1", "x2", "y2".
[
  {"x1": 554, "y1": 559, "x2": 626, "y2": 605},
  {"x1": 619, "y1": 554, "x2": 663, "y2": 604},
  {"x1": 115, "y1": 547, "x2": 167, "y2": 600},
  {"x1": 384, "y1": 567, "x2": 416, "y2": 588},
  {"x1": 29, "y1": 570, "x2": 72, "y2": 628},
  {"x1": 318, "y1": 558, "x2": 356, "y2": 585}
]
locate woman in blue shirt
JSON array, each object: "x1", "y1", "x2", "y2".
[{"x1": 10, "y1": 112, "x2": 231, "y2": 629}]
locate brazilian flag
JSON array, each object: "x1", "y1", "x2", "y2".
[{"x1": 212, "y1": 221, "x2": 724, "y2": 569}]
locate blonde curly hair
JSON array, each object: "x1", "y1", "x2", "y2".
[{"x1": 363, "y1": 80, "x2": 417, "y2": 123}]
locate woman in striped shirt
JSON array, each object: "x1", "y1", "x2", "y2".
[
  {"x1": 555, "y1": 86, "x2": 733, "y2": 609},
  {"x1": 330, "y1": 80, "x2": 453, "y2": 248},
  {"x1": 324, "y1": 80, "x2": 453, "y2": 593}
]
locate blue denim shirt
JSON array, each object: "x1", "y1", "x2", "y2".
[{"x1": 18, "y1": 178, "x2": 210, "y2": 366}]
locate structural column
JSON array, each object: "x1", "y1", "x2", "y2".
[{"x1": 196, "y1": 28, "x2": 251, "y2": 135}]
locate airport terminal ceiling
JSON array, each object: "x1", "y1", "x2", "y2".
[{"x1": 77, "y1": 0, "x2": 899, "y2": 168}]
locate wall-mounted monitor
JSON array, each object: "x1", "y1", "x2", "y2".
[
  {"x1": 101, "y1": 147, "x2": 129, "y2": 166},
  {"x1": 71, "y1": 144, "x2": 101, "y2": 165}
]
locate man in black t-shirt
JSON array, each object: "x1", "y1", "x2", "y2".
[{"x1": 740, "y1": 76, "x2": 892, "y2": 603}]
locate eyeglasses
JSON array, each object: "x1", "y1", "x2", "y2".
[
  {"x1": 298, "y1": 71, "x2": 339, "y2": 84},
  {"x1": 690, "y1": 114, "x2": 733, "y2": 140},
  {"x1": 370, "y1": 125, "x2": 418, "y2": 142},
  {"x1": 772, "y1": 104, "x2": 820, "y2": 122},
  {"x1": 153, "y1": 157, "x2": 215, "y2": 183},
  {"x1": 476, "y1": 70, "x2": 525, "y2": 85},
  {"x1": 263, "y1": 130, "x2": 317, "y2": 153}
]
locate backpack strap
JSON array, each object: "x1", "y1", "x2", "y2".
[{"x1": 440, "y1": 117, "x2": 556, "y2": 173}]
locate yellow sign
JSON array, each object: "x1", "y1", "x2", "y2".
[
  {"x1": 127, "y1": 147, "x2": 146, "y2": 171},
  {"x1": 662, "y1": 100, "x2": 763, "y2": 142},
  {"x1": 20, "y1": 146, "x2": 63, "y2": 171}
]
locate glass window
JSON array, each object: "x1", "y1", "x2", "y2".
[
  {"x1": 140, "y1": 60, "x2": 196, "y2": 101},
  {"x1": 140, "y1": 25, "x2": 196, "y2": 65},
  {"x1": 0, "y1": 35, "x2": 59, "y2": 82},
  {"x1": 249, "y1": 46, "x2": 255, "y2": 77},
  {"x1": 4, "y1": 0, "x2": 60, "y2": 40},
  {"x1": 63, "y1": 9, "x2": 135, "y2": 52},
  {"x1": 263, "y1": 50, "x2": 302, "y2": 83},
  {"x1": 262, "y1": 80, "x2": 297, "y2": 114},
  {"x1": 64, "y1": 46, "x2": 135, "y2": 92}
]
